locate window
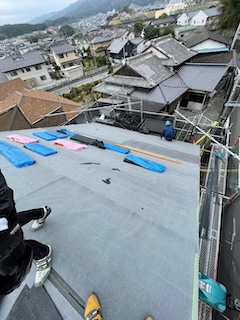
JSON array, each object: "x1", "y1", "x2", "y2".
[
  {"x1": 22, "y1": 69, "x2": 25, "y2": 73},
  {"x1": 59, "y1": 54, "x2": 64, "y2": 58},
  {"x1": 40, "y1": 75, "x2": 47, "y2": 81},
  {"x1": 35, "y1": 65, "x2": 42, "y2": 70},
  {"x1": 9, "y1": 70, "x2": 17, "y2": 76},
  {"x1": 26, "y1": 67, "x2": 31, "y2": 72}
]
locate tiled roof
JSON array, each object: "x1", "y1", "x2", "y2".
[
  {"x1": 0, "y1": 78, "x2": 29, "y2": 101},
  {"x1": 126, "y1": 52, "x2": 174, "y2": 85},
  {"x1": 182, "y1": 28, "x2": 230, "y2": 48},
  {"x1": 0, "y1": 51, "x2": 46, "y2": 72},
  {"x1": 149, "y1": 34, "x2": 197, "y2": 65},
  {"x1": 91, "y1": 29, "x2": 127, "y2": 44},
  {"x1": 0, "y1": 88, "x2": 83, "y2": 124},
  {"x1": 50, "y1": 43, "x2": 76, "y2": 55}
]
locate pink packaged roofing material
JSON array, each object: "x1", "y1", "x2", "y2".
[
  {"x1": 7, "y1": 134, "x2": 38, "y2": 144},
  {"x1": 54, "y1": 139, "x2": 87, "y2": 151}
]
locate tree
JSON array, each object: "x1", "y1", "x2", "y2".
[
  {"x1": 0, "y1": 33, "x2": 7, "y2": 40},
  {"x1": 218, "y1": 0, "x2": 240, "y2": 30},
  {"x1": 144, "y1": 25, "x2": 159, "y2": 40},
  {"x1": 134, "y1": 22, "x2": 145, "y2": 37},
  {"x1": 158, "y1": 13, "x2": 168, "y2": 19},
  {"x1": 59, "y1": 25, "x2": 75, "y2": 37}
]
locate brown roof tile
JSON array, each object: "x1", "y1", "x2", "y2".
[{"x1": 0, "y1": 79, "x2": 29, "y2": 101}]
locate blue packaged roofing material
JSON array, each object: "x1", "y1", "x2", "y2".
[
  {"x1": 104, "y1": 143, "x2": 130, "y2": 154},
  {"x1": 0, "y1": 141, "x2": 35, "y2": 168},
  {"x1": 124, "y1": 154, "x2": 166, "y2": 172},
  {"x1": 45, "y1": 130, "x2": 68, "y2": 139},
  {"x1": 24, "y1": 143, "x2": 57, "y2": 156},
  {"x1": 32, "y1": 132, "x2": 57, "y2": 141},
  {"x1": 58, "y1": 128, "x2": 77, "y2": 137}
]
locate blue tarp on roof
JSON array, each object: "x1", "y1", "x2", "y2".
[
  {"x1": 44, "y1": 131, "x2": 68, "y2": 139},
  {"x1": 24, "y1": 143, "x2": 57, "y2": 156},
  {"x1": 104, "y1": 143, "x2": 130, "y2": 154},
  {"x1": 0, "y1": 141, "x2": 35, "y2": 168},
  {"x1": 32, "y1": 132, "x2": 57, "y2": 141},
  {"x1": 124, "y1": 154, "x2": 166, "y2": 172},
  {"x1": 58, "y1": 128, "x2": 77, "y2": 137}
]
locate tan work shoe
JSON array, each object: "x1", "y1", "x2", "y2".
[{"x1": 84, "y1": 293, "x2": 103, "y2": 320}]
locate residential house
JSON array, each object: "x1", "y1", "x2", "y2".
[
  {"x1": 155, "y1": 0, "x2": 187, "y2": 19},
  {"x1": 181, "y1": 28, "x2": 230, "y2": 53},
  {"x1": 0, "y1": 51, "x2": 52, "y2": 88},
  {"x1": 176, "y1": 7, "x2": 219, "y2": 27},
  {"x1": 107, "y1": 39, "x2": 136, "y2": 64},
  {"x1": 93, "y1": 35, "x2": 233, "y2": 121},
  {"x1": 47, "y1": 43, "x2": 84, "y2": 81},
  {"x1": 89, "y1": 28, "x2": 131, "y2": 57},
  {"x1": 0, "y1": 78, "x2": 84, "y2": 131},
  {"x1": 48, "y1": 43, "x2": 82, "y2": 69},
  {"x1": 151, "y1": 16, "x2": 176, "y2": 28}
]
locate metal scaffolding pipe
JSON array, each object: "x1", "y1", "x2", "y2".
[{"x1": 175, "y1": 110, "x2": 240, "y2": 162}]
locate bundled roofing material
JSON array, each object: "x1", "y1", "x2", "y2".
[
  {"x1": 70, "y1": 134, "x2": 105, "y2": 149},
  {"x1": 24, "y1": 143, "x2": 57, "y2": 156},
  {"x1": 124, "y1": 154, "x2": 166, "y2": 172},
  {"x1": 54, "y1": 139, "x2": 87, "y2": 151},
  {"x1": 104, "y1": 143, "x2": 130, "y2": 154},
  {"x1": 0, "y1": 141, "x2": 35, "y2": 168},
  {"x1": 33, "y1": 132, "x2": 57, "y2": 141},
  {"x1": 7, "y1": 134, "x2": 38, "y2": 144}
]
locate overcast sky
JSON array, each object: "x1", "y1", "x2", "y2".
[{"x1": 0, "y1": 0, "x2": 75, "y2": 26}]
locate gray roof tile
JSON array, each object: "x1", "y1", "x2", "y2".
[{"x1": 0, "y1": 51, "x2": 45, "y2": 72}]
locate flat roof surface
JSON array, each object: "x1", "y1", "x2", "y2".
[{"x1": 0, "y1": 123, "x2": 200, "y2": 320}]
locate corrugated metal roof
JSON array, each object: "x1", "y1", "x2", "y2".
[
  {"x1": 0, "y1": 51, "x2": 45, "y2": 72},
  {"x1": 0, "y1": 123, "x2": 199, "y2": 320},
  {"x1": 178, "y1": 63, "x2": 229, "y2": 92},
  {"x1": 107, "y1": 39, "x2": 128, "y2": 54}
]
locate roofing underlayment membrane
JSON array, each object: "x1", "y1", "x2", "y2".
[{"x1": 0, "y1": 123, "x2": 200, "y2": 320}]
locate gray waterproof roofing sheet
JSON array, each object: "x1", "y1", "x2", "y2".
[
  {"x1": 178, "y1": 63, "x2": 229, "y2": 92},
  {"x1": 0, "y1": 123, "x2": 200, "y2": 320}
]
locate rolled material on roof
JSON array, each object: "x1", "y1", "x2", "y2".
[{"x1": 124, "y1": 154, "x2": 166, "y2": 172}]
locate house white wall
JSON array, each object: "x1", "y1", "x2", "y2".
[
  {"x1": 190, "y1": 11, "x2": 208, "y2": 26},
  {"x1": 60, "y1": 65, "x2": 84, "y2": 81},
  {"x1": 52, "y1": 51, "x2": 81, "y2": 69},
  {"x1": 177, "y1": 13, "x2": 189, "y2": 26},
  {"x1": 6, "y1": 63, "x2": 52, "y2": 88},
  {"x1": 155, "y1": 1, "x2": 186, "y2": 18}
]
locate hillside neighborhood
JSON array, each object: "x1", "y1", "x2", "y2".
[{"x1": 0, "y1": 0, "x2": 240, "y2": 320}]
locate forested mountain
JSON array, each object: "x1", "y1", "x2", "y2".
[{"x1": 30, "y1": 0, "x2": 159, "y2": 24}]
